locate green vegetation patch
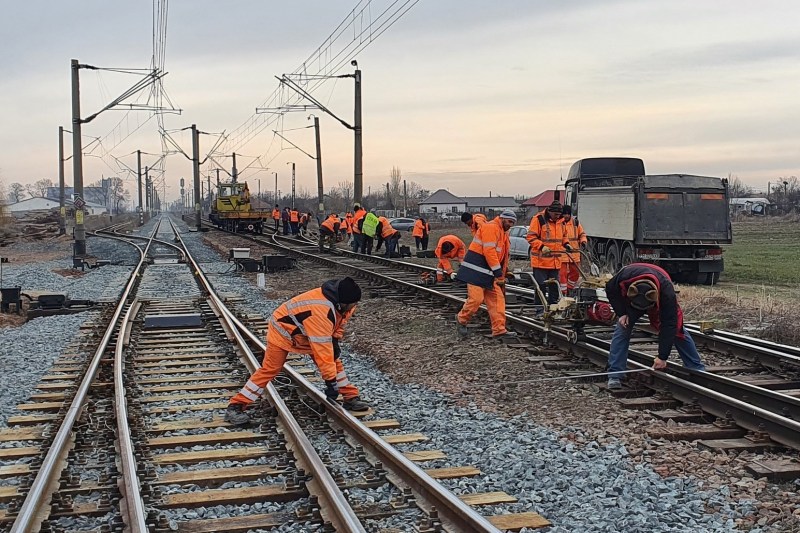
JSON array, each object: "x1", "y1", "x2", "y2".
[{"x1": 724, "y1": 220, "x2": 800, "y2": 285}]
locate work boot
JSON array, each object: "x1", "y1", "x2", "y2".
[
  {"x1": 224, "y1": 403, "x2": 251, "y2": 426},
  {"x1": 455, "y1": 314, "x2": 469, "y2": 338},
  {"x1": 342, "y1": 396, "x2": 370, "y2": 412},
  {"x1": 607, "y1": 378, "x2": 622, "y2": 390},
  {"x1": 493, "y1": 331, "x2": 518, "y2": 343}
]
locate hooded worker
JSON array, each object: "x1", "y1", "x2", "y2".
[
  {"x1": 461, "y1": 211, "x2": 488, "y2": 236},
  {"x1": 226, "y1": 277, "x2": 369, "y2": 425},
  {"x1": 526, "y1": 200, "x2": 568, "y2": 305},
  {"x1": 560, "y1": 205, "x2": 588, "y2": 292},
  {"x1": 435, "y1": 235, "x2": 466, "y2": 281},
  {"x1": 604, "y1": 263, "x2": 705, "y2": 389},
  {"x1": 455, "y1": 210, "x2": 518, "y2": 340}
]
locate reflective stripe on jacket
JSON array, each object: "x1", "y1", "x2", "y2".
[
  {"x1": 469, "y1": 213, "x2": 488, "y2": 236},
  {"x1": 526, "y1": 210, "x2": 568, "y2": 270},
  {"x1": 378, "y1": 216, "x2": 398, "y2": 239},
  {"x1": 455, "y1": 217, "x2": 510, "y2": 288},
  {"x1": 345, "y1": 213, "x2": 354, "y2": 233},
  {"x1": 561, "y1": 216, "x2": 587, "y2": 263},
  {"x1": 290, "y1": 210, "x2": 299, "y2": 223},
  {"x1": 352, "y1": 210, "x2": 366, "y2": 234},
  {"x1": 267, "y1": 287, "x2": 354, "y2": 381},
  {"x1": 321, "y1": 215, "x2": 340, "y2": 233},
  {"x1": 412, "y1": 220, "x2": 430, "y2": 238}
]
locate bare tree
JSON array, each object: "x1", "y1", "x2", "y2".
[
  {"x1": 8, "y1": 183, "x2": 26, "y2": 203},
  {"x1": 728, "y1": 175, "x2": 754, "y2": 198},
  {"x1": 108, "y1": 177, "x2": 130, "y2": 214},
  {"x1": 25, "y1": 178, "x2": 53, "y2": 198},
  {"x1": 388, "y1": 167, "x2": 403, "y2": 210},
  {"x1": 89, "y1": 178, "x2": 112, "y2": 209},
  {"x1": 771, "y1": 176, "x2": 799, "y2": 211},
  {"x1": 337, "y1": 180, "x2": 353, "y2": 208}
]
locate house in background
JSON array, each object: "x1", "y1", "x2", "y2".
[
  {"x1": 419, "y1": 189, "x2": 519, "y2": 219},
  {"x1": 522, "y1": 189, "x2": 561, "y2": 218},
  {"x1": 8, "y1": 197, "x2": 107, "y2": 215}
]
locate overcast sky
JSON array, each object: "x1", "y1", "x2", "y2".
[{"x1": 1, "y1": 0, "x2": 798, "y2": 202}]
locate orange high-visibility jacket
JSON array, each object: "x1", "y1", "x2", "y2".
[
  {"x1": 378, "y1": 216, "x2": 397, "y2": 239},
  {"x1": 435, "y1": 235, "x2": 466, "y2": 275},
  {"x1": 345, "y1": 212, "x2": 354, "y2": 233},
  {"x1": 455, "y1": 217, "x2": 510, "y2": 288},
  {"x1": 412, "y1": 219, "x2": 430, "y2": 238},
  {"x1": 272, "y1": 208, "x2": 281, "y2": 220},
  {"x1": 267, "y1": 286, "x2": 354, "y2": 381},
  {"x1": 352, "y1": 210, "x2": 366, "y2": 234},
  {"x1": 300, "y1": 213, "x2": 309, "y2": 225},
  {"x1": 561, "y1": 216, "x2": 587, "y2": 264},
  {"x1": 468, "y1": 213, "x2": 488, "y2": 236},
  {"x1": 321, "y1": 214, "x2": 340, "y2": 233},
  {"x1": 526, "y1": 209, "x2": 568, "y2": 270},
  {"x1": 290, "y1": 209, "x2": 299, "y2": 223}
]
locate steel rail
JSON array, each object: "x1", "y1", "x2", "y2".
[
  {"x1": 684, "y1": 324, "x2": 800, "y2": 371},
  {"x1": 11, "y1": 222, "x2": 158, "y2": 533},
  {"x1": 232, "y1": 230, "x2": 800, "y2": 450},
  {"x1": 170, "y1": 219, "x2": 367, "y2": 533},
  {"x1": 93, "y1": 224, "x2": 187, "y2": 262},
  {"x1": 194, "y1": 224, "x2": 502, "y2": 531}
]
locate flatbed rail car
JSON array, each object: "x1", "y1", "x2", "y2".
[
  {"x1": 564, "y1": 157, "x2": 733, "y2": 284},
  {"x1": 209, "y1": 181, "x2": 271, "y2": 233}
]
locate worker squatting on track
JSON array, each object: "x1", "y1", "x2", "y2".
[
  {"x1": 319, "y1": 213, "x2": 341, "y2": 252},
  {"x1": 225, "y1": 277, "x2": 370, "y2": 426},
  {"x1": 455, "y1": 210, "x2": 518, "y2": 341},
  {"x1": 435, "y1": 235, "x2": 466, "y2": 282},
  {"x1": 604, "y1": 263, "x2": 706, "y2": 390},
  {"x1": 375, "y1": 215, "x2": 401, "y2": 258}
]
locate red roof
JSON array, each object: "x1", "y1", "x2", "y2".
[{"x1": 522, "y1": 190, "x2": 558, "y2": 207}]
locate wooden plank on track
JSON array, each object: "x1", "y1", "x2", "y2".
[
  {"x1": 424, "y1": 466, "x2": 481, "y2": 479},
  {"x1": 138, "y1": 374, "x2": 234, "y2": 384},
  {"x1": 143, "y1": 402, "x2": 228, "y2": 415},
  {"x1": 161, "y1": 484, "x2": 304, "y2": 508},
  {"x1": 39, "y1": 374, "x2": 79, "y2": 381},
  {"x1": 362, "y1": 419, "x2": 401, "y2": 430},
  {"x1": 152, "y1": 446, "x2": 275, "y2": 465},
  {"x1": 745, "y1": 459, "x2": 800, "y2": 481},
  {"x1": 136, "y1": 359, "x2": 227, "y2": 368},
  {"x1": 135, "y1": 353, "x2": 226, "y2": 362},
  {"x1": 0, "y1": 446, "x2": 40, "y2": 459},
  {"x1": 137, "y1": 392, "x2": 231, "y2": 403},
  {"x1": 155, "y1": 465, "x2": 286, "y2": 485},
  {"x1": 29, "y1": 392, "x2": 67, "y2": 401},
  {"x1": 0, "y1": 486, "x2": 20, "y2": 502},
  {"x1": 382, "y1": 433, "x2": 428, "y2": 444},
  {"x1": 488, "y1": 512, "x2": 551, "y2": 530},
  {"x1": 459, "y1": 491, "x2": 517, "y2": 506},
  {"x1": 176, "y1": 513, "x2": 291, "y2": 532},
  {"x1": 147, "y1": 431, "x2": 268, "y2": 448},
  {"x1": 402, "y1": 450, "x2": 446, "y2": 462},
  {"x1": 0, "y1": 427, "x2": 44, "y2": 441},
  {"x1": 143, "y1": 382, "x2": 241, "y2": 393},
  {"x1": 16, "y1": 402, "x2": 63, "y2": 411},
  {"x1": 138, "y1": 367, "x2": 229, "y2": 376},
  {"x1": 0, "y1": 464, "x2": 31, "y2": 478},
  {"x1": 150, "y1": 417, "x2": 231, "y2": 432},
  {"x1": 6, "y1": 414, "x2": 59, "y2": 425}
]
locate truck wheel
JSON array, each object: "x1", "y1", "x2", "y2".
[
  {"x1": 605, "y1": 243, "x2": 620, "y2": 273},
  {"x1": 620, "y1": 244, "x2": 635, "y2": 266},
  {"x1": 704, "y1": 272, "x2": 720, "y2": 285}
]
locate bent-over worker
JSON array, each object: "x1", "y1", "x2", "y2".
[
  {"x1": 604, "y1": 263, "x2": 705, "y2": 390},
  {"x1": 461, "y1": 211, "x2": 487, "y2": 236},
  {"x1": 435, "y1": 235, "x2": 466, "y2": 281},
  {"x1": 319, "y1": 213, "x2": 340, "y2": 252},
  {"x1": 225, "y1": 277, "x2": 369, "y2": 426},
  {"x1": 455, "y1": 210, "x2": 518, "y2": 340}
]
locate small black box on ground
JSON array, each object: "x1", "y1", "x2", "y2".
[
  {"x1": 38, "y1": 294, "x2": 67, "y2": 310},
  {"x1": 262, "y1": 255, "x2": 296, "y2": 273},
  {"x1": 398, "y1": 245, "x2": 412, "y2": 258},
  {"x1": 415, "y1": 250, "x2": 435, "y2": 258},
  {"x1": 238, "y1": 258, "x2": 262, "y2": 272}
]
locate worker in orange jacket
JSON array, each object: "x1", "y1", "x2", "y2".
[
  {"x1": 271, "y1": 205, "x2": 281, "y2": 232},
  {"x1": 344, "y1": 212, "x2": 354, "y2": 243},
  {"x1": 225, "y1": 277, "x2": 369, "y2": 426},
  {"x1": 435, "y1": 235, "x2": 466, "y2": 281},
  {"x1": 560, "y1": 205, "x2": 588, "y2": 292},
  {"x1": 526, "y1": 201, "x2": 568, "y2": 305},
  {"x1": 351, "y1": 205, "x2": 366, "y2": 252},
  {"x1": 319, "y1": 213, "x2": 340, "y2": 252},
  {"x1": 375, "y1": 216, "x2": 400, "y2": 258},
  {"x1": 461, "y1": 212, "x2": 487, "y2": 236},
  {"x1": 289, "y1": 208, "x2": 300, "y2": 236},
  {"x1": 455, "y1": 210, "x2": 518, "y2": 340},
  {"x1": 412, "y1": 217, "x2": 431, "y2": 250}
]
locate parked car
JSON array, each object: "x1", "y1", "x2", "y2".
[
  {"x1": 508, "y1": 225, "x2": 530, "y2": 258},
  {"x1": 389, "y1": 217, "x2": 416, "y2": 231}
]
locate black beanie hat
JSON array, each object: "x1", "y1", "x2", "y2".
[
  {"x1": 548, "y1": 201, "x2": 563, "y2": 212},
  {"x1": 337, "y1": 277, "x2": 362, "y2": 304},
  {"x1": 562, "y1": 205, "x2": 572, "y2": 216},
  {"x1": 460, "y1": 212, "x2": 472, "y2": 223},
  {"x1": 441, "y1": 241, "x2": 455, "y2": 255}
]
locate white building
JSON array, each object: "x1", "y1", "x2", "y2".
[
  {"x1": 8, "y1": 197, "x2": 107, "y2": 215},
  {"x1": 418, "y1": 189, "x2": 467, "y2": 216}
]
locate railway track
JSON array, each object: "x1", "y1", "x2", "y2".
[
  {"x1": 206, "y1": 222, "x2": 800, "y2": 477},
  {"x1": 0, "y1": 218, "x2": 551, "y2": 532}
]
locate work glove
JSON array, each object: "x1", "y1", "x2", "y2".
[
  {"x1": 449, "y1": 272, "x2": 457, "y2": 281},
  {"x1": 324, "y1": 380, "x2": 339, "y2": 404},
  {"x1": 496, "y1": 278, "x2": 506, "y2": 290},
  {"x1": 506, "y1": 271, "x2": 516, "y2": 280},
  {"x1": 541, "y1": 246, "x2": 552, "y2": 256},
  {"x1": 332, "y1": 338, "x2": 341, "y2": 359},
  {"x1": 580, "y1": 242, "x2": 588, "y2": 250},
  {"x1": 564, "y1": 243, "x2": 573, "y2": 252}
]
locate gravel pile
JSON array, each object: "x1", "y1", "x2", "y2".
[
  {"x1": 1, "y1": 261, "x2": 133, "y2": 302},
  {"x1": 86, "y1": 235, "x2": 141, "y2": 265},
  {"x1": 0, "y1": 313, "x2": 91, "y2": 428}
]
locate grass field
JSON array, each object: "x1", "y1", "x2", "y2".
[{"x1": 723, "y1": 219, "x2": 800, "y2": 285}]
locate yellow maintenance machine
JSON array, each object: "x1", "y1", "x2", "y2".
[{"x1": 209, "y1": 182, "x2": 270, "y2": 233}]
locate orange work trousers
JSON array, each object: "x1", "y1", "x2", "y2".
[
  {"x1": 457, "y1": 282, "x2": 507, "y2": 336},
  {"x1": 230, "y1": 342, "x2": 359, "y2": 406},
  {"x1": 559, "y1": 262, "x2": 581, "y2": 293}
]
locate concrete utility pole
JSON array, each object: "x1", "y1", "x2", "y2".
[
  {"x1": 136, "y1": 150, "x2": 143, "y2": 226},
  {"x1": 232, "y1": 152, "x2": 238, "y2": 183},
  {"x1": 70, "y1": 59, "x2": 86, "y2": 256},
  {"x1": 207, "y1": 175, "x2": 212, "y2": 209},
  {"x1": 313, "y1": 116, "x2": 324, "y2": 215},
  {"x1": 145, "y1": 166, "x2": 150, "y2": 217},
  {"x1": 192, "y1": 124, "x2": 201, "y2": 230},
  {"x1": 403, "y1": 179, "x2": 408, "y2": 217},
  {"x1": 288, "y1": 162, "x2": 296, "y2": 209},
  {"x1": 353, "y1": 64, "x2": 363, "y2": 204},
  {"x1": 58, "y1": 126, "x2": 66, "y2": 235},
  {"x1": 273, "y1": 172, "x2": 278, "y2": 206}
]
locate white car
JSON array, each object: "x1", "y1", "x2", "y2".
[{"x1": 508, "y1": 225, "x2": 530, "y2": 258}]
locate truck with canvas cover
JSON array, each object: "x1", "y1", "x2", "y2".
[{"x1": 564, "y1": 157, "x2": 732, "y2": 284}]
